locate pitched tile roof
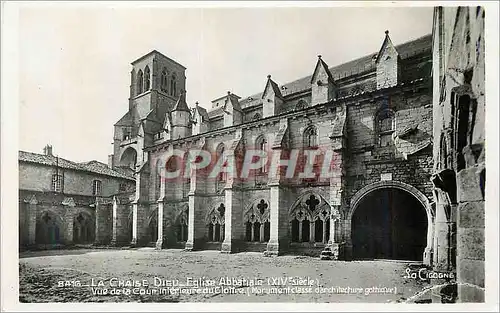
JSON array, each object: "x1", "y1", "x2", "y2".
[
  {"x1": 19, "y1": 151, "x2": 135, "y2": 181},
  {"x1": 78, "y1": 160, "x2": 135, "y2": 180},
  {"x1": 207, "y1": 106, "x2": 225, "y2": 118},
  {"x1": 236, "y1": 34, "x2": 431, "y2": 110},
  {"x1": 194, "y1": 104, "x2": 209, "y2": 122}
]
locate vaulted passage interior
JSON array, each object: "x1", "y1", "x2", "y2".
[{"x1": 351, "y1": 188, "x2": 428, "y2": 261}]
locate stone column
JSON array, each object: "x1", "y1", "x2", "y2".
[
  {"x1": 322, "y1": 220, "x2": 327, "y2": 243},
  {"x1": 156, "y1": 166, "x2": 166, "y2": 249},
  {"x1": 326, "y1": 105, "x2": 346, "y2": 260},
  {"x1": 265, "y1": 119, "x2": 291, "y2": 256},
  {"x1": 221, "y1": 135, "x2": 244, "y2": 254},
  {"x1": 430, "y1": 169, "x2": 457, "y2": 269},
  {"x1": 221, "y1": 187, "x2": 244, "y2": 253},
  {"x1": 265, "y1": 182, "x2": 290, "y2": 256},
  {"x1": 310, "y1": 222, "x2": 315, "y2": 243},
  {"x1": 131, "y1": 167, "x2": 149, "y2": 247},
  {"x1": 456, "y1": 162, "x2": 485, "y2": 302},
  {"x1": 185, "y1": 148, "x2": 208, "y2": 250},
  {"x1": 112, "y1": 196, "x2": 132, "y2": 246},
  {"x1": 62, "y1": 197, "x2": 76, "y2": 245},
  {"x1": 298, "y1": 221, "x2": 303, "y2": 242},
  {"x1": 326, "y1": 149, "x2": 344, "y2": 260},
  {"x1": 26, "y1": 195, "x2": 38, "y2": 246},
  {"x1": 260, "y1": 224, "x2": 264, "y2": 243},
  {"x1": 433, "y1": 189, "x2": 453, "y2": 270},
  {"x1": 94, "y1": 197, "x2": 108, "y2": 245}
]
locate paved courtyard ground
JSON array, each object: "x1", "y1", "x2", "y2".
[{"x1": 19, "y1": 248, "x2": 432, "y2": 303}]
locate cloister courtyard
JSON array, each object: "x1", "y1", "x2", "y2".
[{"x1": 19, "y1": 248, "x2": 436, "y2": 303}]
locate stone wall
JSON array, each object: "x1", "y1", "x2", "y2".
[{"x1": 432, "y1": 6, "x2": 485, "y2": 303}]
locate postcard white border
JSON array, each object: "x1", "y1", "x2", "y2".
[{"x1": 1, "y1": 1, "x2": 498, "y2": 312}]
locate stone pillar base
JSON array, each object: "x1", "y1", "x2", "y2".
[
  {"x1": 130, "y1": 238, "x2": 148, "y2": 248},
  {"x1": 264, "y1": 239, "x2": 288, "y2": 256},
  {"x1": 221, "y1": 239, "x2": 242, "y2": 254},
  {"x1": 185, "y1": 239, "x2": 204, "y2": 251},
  {"x1": 423, "y1": 247, "x2": 433, "y2": 266},
  {"x1": 320, "y1": 243, "x2": 340, "y2": 260},
  {"x1": 155, "y1": 239, "x2": 166, "y2": 250}
]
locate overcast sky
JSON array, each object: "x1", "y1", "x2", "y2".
[{"x1": 18, "y1": 4, "x2": 433, "y2": 164}]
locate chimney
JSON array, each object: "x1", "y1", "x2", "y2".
[{"x1": 43, "y1": 144, "x2": 53, "y2": 156}]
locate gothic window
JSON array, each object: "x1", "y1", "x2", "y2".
[
  {"x1": 170, "y1": 74, "x2": 177, "y2": 97},
  {"x1": 92, "y1": 180, "x2": 102, "y2": 196},
  {"x1": 161, "y1": 68, "x2": 168, "y2": 93},
  {"x1": 290, "y1": 194, "x2": 331, "y2": 243},
  {"x1": 376, "y1": 109, "x2": 395, "y2": 147},
  {"x1": 166, "y1": 155, "x2": 179, "y2": 175},
  {"x1": 215, "y1": 144, "x2": 226, "y2": 192},
  {"x1": 244, "y1": 199, "x2": 270, "y2": 242},
  {"x1": 36, "y1": 212, "x2": 61, "y2": 244},
  {"x1": 73, "y1": 212, "x2": 94, "y2": 244},
  {"x1": 52, "y1": 174, "x2": 63, "y2": 192},
  {"x1": 176, "y1": 207, "x2": 189, "y2": 242},
  {"x1": 303, "y1": 126, "x2": 318, "y2": 148},
  {"x1": 207, "y1": 204, "x2": 225, "y2": 242},
  {"x1": 302, "y1": 220, "x2": 310, "y2": 242},
  {"x1": 136, "y1": 69, "x2": 144, "y2": 95},
  {"x1": 144, "y1": 66, "x2": 151, "y2": 91},
  {"x1": 148, "y1": 211, "x2": 158, "y2": 244},
  {"x1": 255, "y1": 135, "x2": 268, "y2": 174}
]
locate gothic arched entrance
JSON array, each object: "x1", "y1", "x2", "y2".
[
  {"x1": 73, "y1": 211, "x2": 95, "y2": 244},
  {"x1": 36, "y1": 211, "x2": 63, "y2": 244},
  {"x1": 348, "y1": 181, "x2": 433, "y2": 263}
]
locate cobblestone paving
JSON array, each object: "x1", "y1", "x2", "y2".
[{"x1": 19, "y1": 248, "x2": 431, "y2": 303}]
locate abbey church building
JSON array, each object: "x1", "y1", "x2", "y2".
[{"x1": 108, "y1": 31, "x2": 436, "y2": 262}]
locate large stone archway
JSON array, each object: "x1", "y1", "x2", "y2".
[
  {"x1": 36, "y1": 210, "x2": 64, "y2": 245},
  {"x1": 119, "y1": 147, "x2": 138, "y2": 169},
  {"x1": 73, "y1": 211, "x2": 95, "y2": 244},
  {"x1": 346, "y1": 181, "x2": 434, "y2": 264}
]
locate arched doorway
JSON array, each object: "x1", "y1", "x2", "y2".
[
  {"x1": 73, "y1": 211, "x2": 95, "y2": 244},
  {"x1": 120, "y1": 147, "x2": 138, "y2": 169},
  {"x1": 36, "y1": 211, "x2": 62, "y2": 244},
  {"x1": 349, "y1": 182, "x2": 431, "y2": 262}
]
